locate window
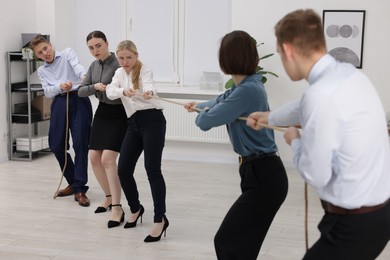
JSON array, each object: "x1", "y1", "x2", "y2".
[
  {"x1": 131, "y1": 0, "x2": 176, "y2": 83},
  {"x1": 130, "y1": 0, "x2": 231, "y2": 86},
  {"x1": 73, "y1": 0, "x2": 231, "y2": 87}
]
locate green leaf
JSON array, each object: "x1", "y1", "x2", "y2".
[
  {"x1": 260, "y1": 71, "x2": 279, "y2": 77},
  {"x1": 224, "y1": 78, "x2": 234, "y2": 89},
  {"x1": 260, "y1": 53, "x2": 274, "y2": 60}
]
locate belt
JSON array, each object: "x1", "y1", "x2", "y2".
[
  {"x1": 136, "y1": 108, "x2": 161, "y2": 114},
  {"x1": 321, "y1": 199, "x2": 389, "y2": 215},
  {"x1": 58, "y1": 91, "x2": 78, "y2": 97},
  {"x1": 239, "y1": 152, "x2": 277, "y2": 165}
]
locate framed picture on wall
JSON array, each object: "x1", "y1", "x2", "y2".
[{"x1": 323, "y1": 10, "x2": 366, "y2": 68}]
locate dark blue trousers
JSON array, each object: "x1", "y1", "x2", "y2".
[
  {"x1": 118, "y1": 109, "x2": 166, "y2": 223},
  {"x1": 49, "y1": 94, "x2": 92, "y2": 193}
]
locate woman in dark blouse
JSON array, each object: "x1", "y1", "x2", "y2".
[{"x1": 78, "y1": 31, "x2": 127, "y2": 228}]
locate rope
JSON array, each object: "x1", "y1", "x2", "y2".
[
  {"x1": 53, "y1": 91, "x2": 69, "y2": 199},
  {"x1": 148, "y1": 94, "x2": 286, "y2": 132},
  {"x1": 149, "y1": 95, "x2": 204, "y2": 113},
  {"x1": 147, "y1": 93, "x2": 310, "y2": 250},
  {"x1": 304, "y1": 182, "x2": 308, "y2": 251}
]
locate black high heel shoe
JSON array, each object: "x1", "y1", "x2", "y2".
[
  {"x1": 124, "y1": 205, "x2": 144, "y2": 229},
  {"x1": 107, "y1": 204, "x2": 124, "y2": 228},
  {"x1": 144, "y1": 216, "x2": 169, "y2": 243},
  {"x1": 95, "y1": 195, "x2": 112, "y2": 213}
]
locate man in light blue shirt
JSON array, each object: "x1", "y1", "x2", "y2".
[
  {"x1": 247, "y1": 9, "x2": 389, "y2": 259},
  {"x1": 30, "y1": 35, "x2": 92, "y2": 207}
]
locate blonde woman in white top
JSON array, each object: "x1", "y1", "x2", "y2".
[{"x1": 106, "y1": 40, "x2": 168, "y2": 243}]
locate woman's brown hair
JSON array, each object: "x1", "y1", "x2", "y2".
[
  {"x1": 86, "y1": 30, "x2": 107, "y2": 43},
  {"x1": 218, "y1": 30, "x2": 259, "y2": 75}
]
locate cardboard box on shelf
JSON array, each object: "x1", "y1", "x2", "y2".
[{"x1": 32, "y1": 95, "x2": 52, "y2": 120}]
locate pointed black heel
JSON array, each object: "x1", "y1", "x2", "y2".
[
  {"x1": 95, "y1": 195, "x2": 112, "y2": 213},
  {"x1": 107, "y1": 204, "x2": 124, "y2": 228},
  {"x1": 124, "y1": 204, "x2": 145, "y2": 229},
  {"x1": 144, "y1": 216, "x2": 169, "y2": 243}
]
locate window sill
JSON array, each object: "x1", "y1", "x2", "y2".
[{"x1": 157, "y1": 85, "x2": 224, "y2": 100}]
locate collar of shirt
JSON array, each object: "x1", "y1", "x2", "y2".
[
  {"x1": 43, "y1": 50, "x2": 61, "y2": 67},
  {"x1": 230, "y1": 74, "x2": 262, "y2": 89},
  {"x1": 307, "y1": 54, "x2": 335, "y2": 85},
  {"x1": 100, "y1": 52, "x2": 116, "y2": 65}
]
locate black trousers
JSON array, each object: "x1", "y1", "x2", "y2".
[
  {"x1": 214, "y1": 155, "x2": 288, "y2": 260},
  {"x1": 118, "y1": 109, "x2": 167, "y2": 223},
  {"x1": 303, "y1": 202, "x2": 390, "y2": 260}
]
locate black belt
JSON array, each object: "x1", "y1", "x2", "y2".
[
  {"x1": 239, "y1": 152, "x2": 278, "y2": 165},
  {"x1": 136, "y1": 108, "x2": 162, "y2": 114},
  {"x1": 58, "y1": 91, "x2": 78, "y2": 97},
  {"x1": 321, "y1": 199, "x2": 389, "y2": 215}
]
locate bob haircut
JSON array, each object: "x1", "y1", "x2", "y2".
[{"x1": 218, "y1": 30, "x2": 259, "y2": 75}]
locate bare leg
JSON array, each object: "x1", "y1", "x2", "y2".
[
  {"x1": 101, "y1": 150, "x2": 122, "y2": 221},
  {"x1": 127, "y1": 208, "x2": 142, "y2": 223},
  {"x1": 90, "y1": 150, "x2": 111, "y2": 208},
  {"x1": 149, "y1": 220, "x2": 166, "y2": 237}
]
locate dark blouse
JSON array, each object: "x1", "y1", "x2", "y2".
[{"x1": 78, "y1": 53, "x2": 121, "y2": 105}]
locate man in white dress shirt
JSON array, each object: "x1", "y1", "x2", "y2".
[{"x1": 247, "y1": 9, "x2": 390, "y2": 259}]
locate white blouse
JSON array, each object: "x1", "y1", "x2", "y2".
[{"x1": 106, "y1": 65, "x2": 163, "y2": 118}]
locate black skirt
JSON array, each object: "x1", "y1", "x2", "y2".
[{"x1": 89, "y1": 102, "x2": 128, "y2": 152}]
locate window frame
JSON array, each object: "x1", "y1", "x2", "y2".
[{"x1": 128, "y1": 0, "x2": 231, "y2": 87}]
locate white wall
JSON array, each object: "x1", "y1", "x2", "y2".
[
  {"x1": 1, "y1": 0, "x2": 389, "y2": 164},
  {"x1": 231, "y1": 0, "x2": 390, "y2": 162},
  {"x1": 0, "y1": 0, "x2": 40, "y2": 162},
  {"x1": 35, "y1": 0, "x2": 55, "y2": 39}
]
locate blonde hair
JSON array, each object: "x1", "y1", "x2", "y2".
[{"x1": 116, "y1": 40, "x2": 143, "y2": 90}]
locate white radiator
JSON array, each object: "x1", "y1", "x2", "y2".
[{"x1": 162, "y1": 99, "x2": 230, "y2": 144}]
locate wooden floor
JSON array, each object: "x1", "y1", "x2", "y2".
[{"x1": 0, "y1": 154, "x2": 388, "y2": 259}]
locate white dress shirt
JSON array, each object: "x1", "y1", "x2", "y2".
[
  {"x1": 272, "y1": 54, "x2": 390, "y2": 208},
  {"x1": 269, "y1": 99, "x2": 301, "y2": 127},
  {"x1": 106, "y1": 65, "x2": 163, "y2": 118}
]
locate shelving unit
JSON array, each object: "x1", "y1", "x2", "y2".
[{"x1": 6, "y1": 51, "x2": 50, "y2": 161}]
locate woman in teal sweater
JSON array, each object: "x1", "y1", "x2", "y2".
[{"x1": 185, "y1": 30, "x2": 288, "y2": 260}]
